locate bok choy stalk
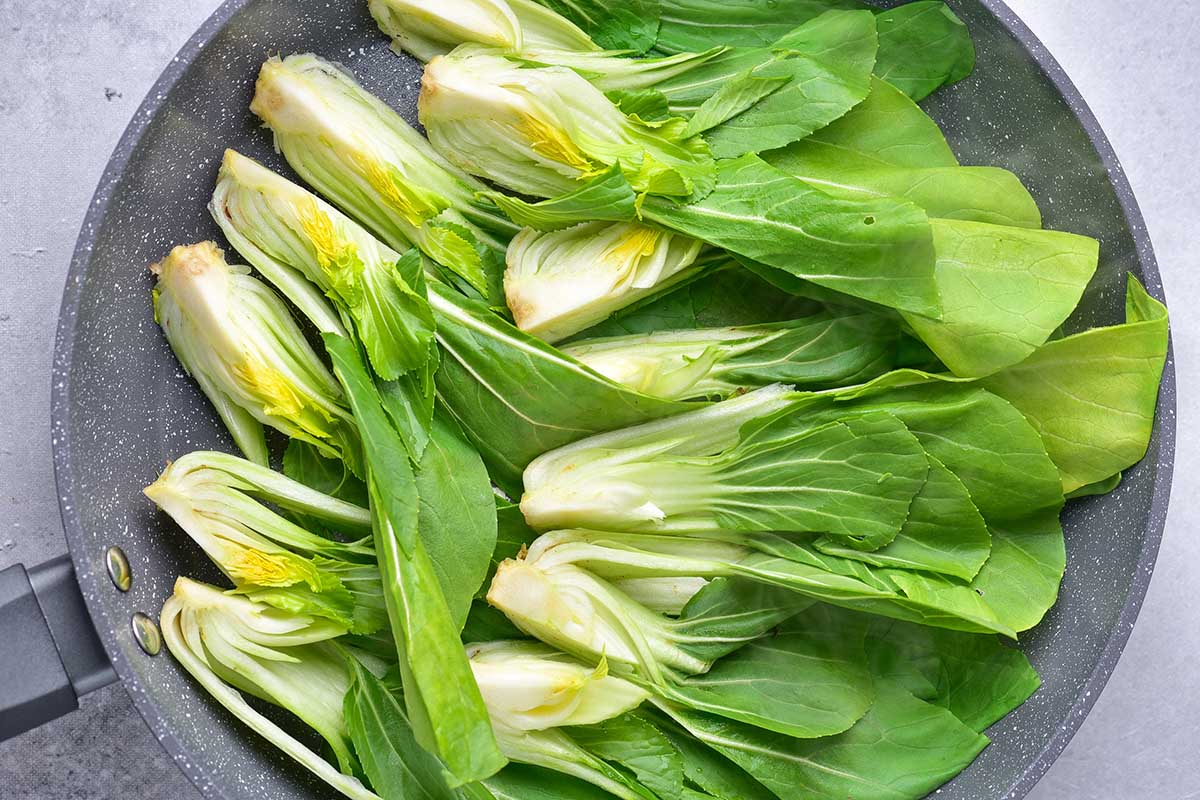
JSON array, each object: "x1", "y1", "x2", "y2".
[
  {"x1": 560, "y1": 312, "x2": 900, "y2": 399},
  {"x1": 468, "y1": 641, "x2": 650, "y2": 731},
  {"x1": 489, "y1": 552, "x2": 882, "y2": 739},
  {"x1": 369, "y1": 0, "x2": 596, "y2": 60},
  {"x1": 489, "y1": 548, "x2": 746, "y2": 678},
  {"x1": 468, "y1": 641, "x2": 666, "y2": 800},
  {"x1": 144, "y1": 450, "x2": 388, "y2": 635},
  {"x1": 369, "y1": 0, "x2": 724, "y2": 91},
  {"x1": 373, "y1": 0, "x2": 879, "y2": 160},
  {"x1": 520, "y1": 385, "x2": 929, "y2": 551},
  {"x1": 491, "y1": 528, "x2": 1013, "y2": 640},
  {"x1": 150, "y1": 242, "x2": 362, "y2": 471},
  {"x1": 504, "y1": 221, "x2": 706, "y2": 343},
  {"x1": 418, "y1": 47, "x2": 716, "y2": 200},
  {"x1": 160, "y1": 578, "x2": 379, "y2": 800},
  {"x1": 212, "y1": 150, "x2": 436, "y2": 381},
  {"x1": 251, "y1": 53, "x2": 516, "y2": 296}
]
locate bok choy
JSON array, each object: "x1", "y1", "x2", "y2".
[
  {"x1": 418, "y1": 47, "x2": 716, "y2": 200},
  {"x1": 561, "y1": 313, "x2": 899, "y2": 399},
  {"x1": 145, "y1": 450, "x2": 386, "y2": 635},
  {"x1": 160, "y1": 578, "x2": 378, "y2": 799},
  {"x1": 212, "y1": 149, "x2": 436, "y2": 381},
  {"x1": 150, "y1": 242, "x2": 362, "y2": 471},
  {"x1": 251, "y1": 53, "x2": 516, "y2": 297},
  {"x1": 143, "y1": 4, "x2": 1174, "y2": 799},
  {"x1": 520, "y1": 385, "x2": 929, "y2": 549},
  {"x1": 504, "y1": 222, "x2": 707, "y2": 343}
]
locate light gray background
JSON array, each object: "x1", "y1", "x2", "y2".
[{"x1": 0, "y1": 1, "x2": 1196, "y2": 797}]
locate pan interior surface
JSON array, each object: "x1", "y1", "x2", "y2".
[{"x1": 51, "y1": 2, "x2": 1174, "y2": 799}]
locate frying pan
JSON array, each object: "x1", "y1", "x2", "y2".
[{"x1": 0, "y1": 1, "x2": 1175, "y2": 798}]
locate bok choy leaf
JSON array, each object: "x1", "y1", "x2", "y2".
[
  {"x1": 324, "y1": 332, "x2": 506, "y2": 785},
  {"x1": 981, "y1": 275, "x2": 1169, "y2": 493},
  {"x1": 428, "y1": 282, "x2": 690, "y2": 492},
  {"x1": 655, "y1": 0, "x2": 975, "y2": 102},
  {"x1": 640, "y1": 155, "x2": 941, "y2": 317},
  {"x1": 661, "y1": 10, "x2": 878, "y2": 158}
]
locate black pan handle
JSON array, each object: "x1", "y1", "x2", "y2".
[{"x1": 0, "y1": 555, "x2": 117, "y2": 741}]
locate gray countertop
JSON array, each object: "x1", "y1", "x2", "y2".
[{"x1": 1, "y1": 1, "x2": 1197, "y2": 797}]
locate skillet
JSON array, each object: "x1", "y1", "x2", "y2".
[{"x1": 0, "y1": 1, "x2": 1176, "y2": 798}]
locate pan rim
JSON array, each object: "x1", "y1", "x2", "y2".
[{"x1": 48, "y1": 2, "x2": 1177, "y2": 799}]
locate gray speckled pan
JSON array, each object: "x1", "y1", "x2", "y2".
[{"x1": 43, "y1": 1, "x2": 1175, "y2": 798}]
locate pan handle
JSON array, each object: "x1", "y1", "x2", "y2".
[{"x1": 0, "y1": 555, "x2": 117, "y2": 741}]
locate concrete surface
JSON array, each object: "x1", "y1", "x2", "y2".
[{"x1": 0, "y1": 0, "x2": 1196, "y2": 797}]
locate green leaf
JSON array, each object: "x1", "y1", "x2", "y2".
[
  {"x1": 823, "y1": 378, "x2": 1067, "y2": 632},
  {"x1": 344, "y1": 658, "x2": 462, "y2": 800},
  {"x1": 970, "y1": 507, "x2": 1066, "y2": 634},
  {"x1": 729, "y1": 538, "x2": 1012, "y2": 636},
  {"x1": 651, "y1": 717, "x2": 772, "y2": 799},
  {"x1": 428, "y1": 282, "x2": 688, "y2": 492},
  {"x1": 981, "y1": 275, "x2": 1169, "y2": 493},
  {"x1": 832, "y1": 379, "x2": 1064, "y2": 523},
  {"x1": 424, "y1": 215, "x2": 491, "y2": 296},
  {"x1": 567, "y1": 714, "x2": 689, "y2": 800},
  {"x1": 804, "y1": 76, "x2": 958, "y2": 168},
  {"x1": 1065, "y1": 472, "x2": 1122, "y2": 499},
  {"x1": 684, "y1": 72, "x2": 791, "y2": 138},
  {"x1": 669, "y1": 613, "x2": 873, "y2": 738},
  {"x1": 673, "y1": 578, "x2": 812, "y2": 664},
  {"x1": 378, "y1": 356, "x2": 438, "y2": 461},
  {"x1": 326, "y1": 333, "x2": 505, "y2": 784},
  {"x1": 642, "y1": 155, "x2": 940, "y2": 317},
  {"x1": 482, "y1": 165, "x2": 638, "y2": 232},
  {"x1": 901, "y1": 219, "x2": 1099, "y2": 378},
  {"x1": 655, "y1": 0, "x2": 867, "y2": 54},
  {"x1": 874, "y1": 2, "x2": 975, "y2": 101},
  {"x1": 280, "y1": 439, "x2": 371, "y2": 538},
  {"x1": 815, "y1": 454, "x2": 991, "y2": 582},
  {"x1": 764, "y1": 140, "x2": 1041, "y2": 228},
  {"x1": 609, "y1": 88, "x2": 674, "y2": 121},
  {"x1": 483, "y1": 764, "x2": 619, "y2": 800},
  {"x1": 538, "y1": 0, "x2": 662, "y2": 53},
  {"x1": 701, "y1": 11, "x2": 878, "y2": 158},
  {"x1": 417, "y1": 410, "x2": 499, "y2": 631},
  {"x1": 283, "y1": 439, "x2": 370, "y2": 508},
  {"x1": 492, "y1": 726, "x2": 660, "y2": 800},
  {"x1": 861, "y1": 613, "x2": 1040, "y2": 732},
  {"x1": 659, "y1": 683, "x2": 987, "y2": 800},
  {"x1": 719, "y1": 411, "x2": 929, "y2": 548},
  {"x1": 326, "y1": 334, "x2": 422, "y2": 555},
  {"x1": 657, "y1": 1, "x2": 974, "y2": 102}
]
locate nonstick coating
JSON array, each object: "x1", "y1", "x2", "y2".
[{"x1": 50, "y1": 1, "x2": 1176, "y2": 799}]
